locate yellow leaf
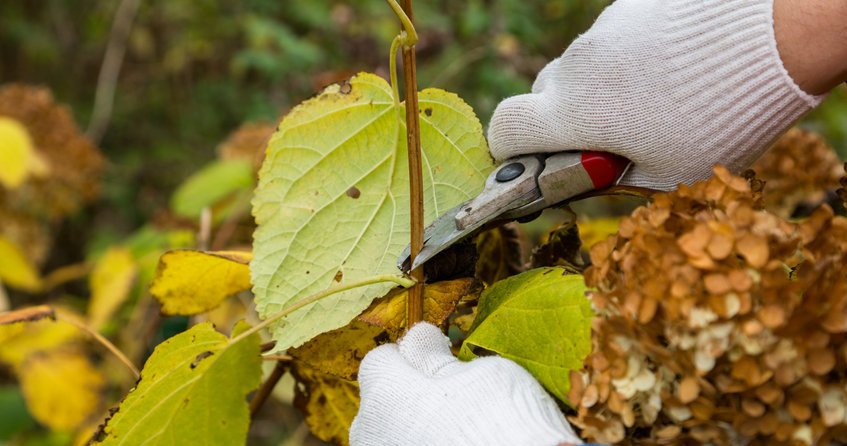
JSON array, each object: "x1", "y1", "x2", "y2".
[
  {"x1": 0, "y1": 116, "x2": 49, "y2": 188},
  {"x1": 291, "y1": 362, "x2": 359, "y2": 446},
  {"x1": 578, "y1": 217, "x2": 621, "y2": 249},
  {"x1": 358, "y1": 278, "x2": 481, "y2": 339},
  {"x1": 19, "y1": 348, "x2": 105, "y2": 431},
  {"x1": 150, "y1": 250, "x2": 253, "y2": 315},
  {"x1": 0, "y1": 313, "x2": 80, "y2": 368},
  {"x1": 289, "y1": 318, "x2": 385, "y2": 380},
  {"x1": 0, "y1": 235, "x2": 42, "y2": 292},
  {"x1": 88, "y1": 247, "x2": 137, "y2": 330}
]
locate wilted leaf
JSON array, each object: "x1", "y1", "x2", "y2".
[
  {"x1": 475, "y1": 223, "x2": 525, "y2": 286},
  {"x1": 150, "y1": 250, "x2": 253, "y2": 315},
  {"x1": 171, "y1": 159, "x2": 254, "y2": 219},
  {"x1": 578, "y1": 217, "x2": 621, "y2": 249},
  {"x1": 0, "y1": 314, "x2": 80, "y2": 368},
  {"x1": 19, "y1": 349, "x2": 105, "y2": 431},
  {"x1": 289, "y1": 318, "x2": 385, "y2": 380},
  {"x1": 458, "y1": 268, "x2": 593, "y2": 404},
  {"x1": 88, "y1": 247, "x2": 137, "y2": 331},
  {"x1": 291, "y1": 361, "x2": 359, "y2": 446},
  {"x1": 531, "y1": 223, "x2": 584, "y2": 270},
  {"x1": 0, "y1": 305, "x2": 54, "y2": 325},
  {"x1": 358, "y1": 278, "x2": 480, "y2": 337},
  {"x1": 0, "y1": 235, "x2": 41, "y2": 292},
  {"x1": 251, "y1": 73, "x2": 495, "y2": 351},
  {"x1": 93, "y1": 322, "x2": 262, "y2": 445},
  {"x1": 0, "y1": 117, "x2": 48, "y2": 189}
]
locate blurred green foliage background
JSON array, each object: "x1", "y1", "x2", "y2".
[
  {"x1": 1, "y1": 1, "x2": 846, "y2": 444},
  {"x1": 1, "y1": 0, "x2": 612, "y2": 233}
]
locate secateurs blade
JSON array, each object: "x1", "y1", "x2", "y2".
[{"x1": 397, "y1": 151, "x2": 630, "y2": 274}]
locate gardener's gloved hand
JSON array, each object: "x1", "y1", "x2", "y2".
[
  {"x1": 487, "y1": 0, "x2": 825, "y2": 191},
  {"x1": 350, "y1": 322, "x2": 583, "y2": 446}
]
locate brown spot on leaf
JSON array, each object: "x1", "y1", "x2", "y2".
[
  {"x1": 424, "y1": 108, "x2": 432, "y2": 116},
  {"x1": 334, "y1": 270, "x2": 343, "y2": 282},
  {"x1": 346, "y1": 187, "x2": 360, "y2": 199},
  {"x1": 190, "y1": 351, "x2": 213, "y2": 369},
  {"x1": 339, "y1": 82, "x2": 352, "y2": 94}
]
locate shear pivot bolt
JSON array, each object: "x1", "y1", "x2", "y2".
[{"x1": 495, "y1": 163, "x2": 525, "y2": 182}]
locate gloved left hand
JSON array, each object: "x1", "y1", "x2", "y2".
[{"x1": 350, "y1": 322, "x2": 584, "y2": 446}]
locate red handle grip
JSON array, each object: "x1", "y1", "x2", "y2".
[{"x1": 580, "y1": 151, "x2": 630, "y2": 189}]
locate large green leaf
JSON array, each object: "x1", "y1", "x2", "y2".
[
  {"x1": 251, "y1": 73, "x2": 494, "y2": 351},
  {"x1": 458, "y1": 267, "x2": 593, "y2": 404},
  {"x1": 93, "y1": 322, "x2": 262, "y2": 445}
]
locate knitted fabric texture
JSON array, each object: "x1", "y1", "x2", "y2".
[
  {"x1": 350, "y1": 323, "x2": 582, "y2": 446},
  {"x1": 487, "y1": 0, "x2": 825, "y2": 190}
]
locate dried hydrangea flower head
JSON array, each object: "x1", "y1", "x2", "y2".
[
  {"x1": 0, "y1": 84, "x2": 104, "y2": 265},
  {"x1": 752, "y1": 128, "x2": 844, "y2": 218},
  {"x1": 216, "y1": 121, "x2": 275, "y2": 171},
  {"x1": 574, "y1": 165, "x2": 847, "y2": 446}
]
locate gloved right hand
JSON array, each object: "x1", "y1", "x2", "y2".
[{"x1": 487, "y1": 0, "x2": 825, "y2": 191}]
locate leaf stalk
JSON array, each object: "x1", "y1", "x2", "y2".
[
  {"x1": 55, "y1": 312, "x2": 140, "y2": 379},
  {"x1": 231, "y1": 274, "x2": 415, "y2": 346}
]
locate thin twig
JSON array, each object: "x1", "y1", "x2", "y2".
[
  {"x1": 86, "y1": 0, "x2": 142, "y2": 143},
  {"x1": 249, "y1": 360, "x2": 287, "y2": 419},
  {"x1": 230, "y1": 274, "x2": 415, "y2": 346},
  {"x1": 399, "y1": 0, "x2": 425, "y2": 327},
  {"x1": 55, "y1": 312, "x2": 140, "y2": 379}
]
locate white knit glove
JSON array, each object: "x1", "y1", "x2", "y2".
[
  {"x1": 350, "y1": 322, "x2": 582, "y2": 446},
  {"x1": 488, "y1": 0, "x2": 826, "y2": 190}
]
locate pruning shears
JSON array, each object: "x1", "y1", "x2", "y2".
[{"x1": 397, "y1": 151, "x2": 630, "y2": 273}]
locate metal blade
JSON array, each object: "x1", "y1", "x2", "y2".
[
  {"x1": 397, "y1": 189, "x2": 538, "y2": 273},
  {"x1": 397, "y1": 201, "x2": 467, "y2": 273}
]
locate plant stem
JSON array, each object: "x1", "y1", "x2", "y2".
[
  {"x1": 55, "y1": 312, "x2": 140, "y2": 379},
  {"x1": 399, "y1": 0, "x2": 425, "y2": 327},
  {"x1": 230, "y1": 274, "x2": 415, "y2": 346},
  {"x1": 249, "y1": 360, "x2": 287, "y2": 419},
  {"x1": 384, "y1": 0, "x2": 418, "y2": 46}
]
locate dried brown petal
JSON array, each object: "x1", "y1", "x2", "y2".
[
  {"x1": 704, "y1": 273, "x2": 731, "y2": 295},
  {"x1": 807, "y1": 348, "x2": 835, "y2": 376},
  {"x1": 737, "y1": 233, "x2": 769, "y2": 268}
]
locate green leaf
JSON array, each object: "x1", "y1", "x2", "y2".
[
  {"x1": 0, "y1": 386, "x2": 35, "y2": 441},
  {"x1": 170, "y1": 159, "x2": 253, "y2": 219},
  {"x1": 93, "y1": 322, "x2": 262, "y2": 445},
  {"x1": 458, "y1": 267, "x2": 593, "y2": 404},
  {"x1": 251, "y1": 73, "x2": 494, "y2": 351}
]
